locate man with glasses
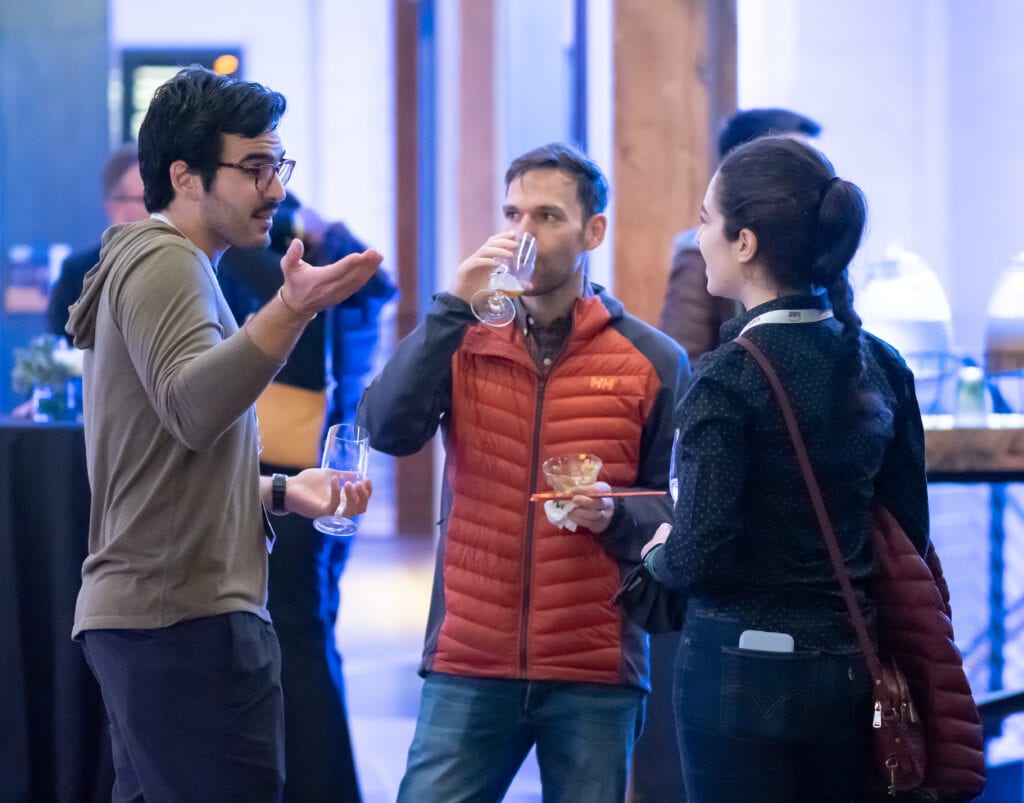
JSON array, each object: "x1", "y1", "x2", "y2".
[
  {"x1": 218, "y1": 158, "x2": 297, "y2": 190},
  {"x1": 65, "y1": 66, "x2": 380, "y2": 801}
]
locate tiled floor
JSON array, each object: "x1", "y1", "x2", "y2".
[{"x1": 336, "y1": 533, "x2": 431, "y2": 802}]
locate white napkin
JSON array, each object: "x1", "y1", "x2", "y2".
[{"x1": 544, "y1": 500, "x2": 577, "y2": 532}]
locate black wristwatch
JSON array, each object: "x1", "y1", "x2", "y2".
[{"x1": 271, "y1": 473, "x2": 288, "y2": 516}]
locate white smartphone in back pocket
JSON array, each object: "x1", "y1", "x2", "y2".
[{"x1": 738, "y1": 629, "x2": 795, "y2": 653}]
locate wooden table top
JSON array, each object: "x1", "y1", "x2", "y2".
[{"x1": 924, "y1": 414, "x2": 1024, "y2": 481}]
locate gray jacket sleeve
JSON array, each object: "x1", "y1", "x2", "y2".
[
  {"x1": 596, "y1": 384, "x2": 682, "y2": 562},
  {"x1": 595, "y1": 318, "x2": 690, "y2": 562},
  {"x1": 356, "y1": 293, "x2": 474, "y2": 456}
]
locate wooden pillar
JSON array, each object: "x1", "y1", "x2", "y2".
[
  {"x1": 611, "y1": 0, "x2": 736, "y2": 325},
  {"x1": 456, "y1": 0, "x2": 497, "y2": 258},
  {"x1": 390, "y1": 0, "x2": 498, "y2": 537},
  {"x1": 394, "y1": 1, "x2": 421, "y2": 344},
  {"x1": 706, "y1": 0, "x2": 738, "y2": 156},
  {"x1": 392, "y1": 0, "x2": 435, "y2": 537}
]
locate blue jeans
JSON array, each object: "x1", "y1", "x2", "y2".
[
  {"x1": 397, "y1": 673, "x2": 646, "y2": 803},
  {"x1": 675, "y1": 609, "x2": 872, "y2": 803},
  {"x1": 631, "y1": 629, "x2": 686, "y2": 801}
]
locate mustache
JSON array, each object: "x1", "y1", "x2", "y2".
[{"x1": 257, "y1": 203, "x2": 279, "y2": 217}]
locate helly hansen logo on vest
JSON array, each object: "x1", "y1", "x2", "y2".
[{"x1": 590, "y1": 376, "x2": 618, "y2": 391}]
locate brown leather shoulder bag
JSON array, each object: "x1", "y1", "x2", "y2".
[{"x1": 735, "y1": 335, "x2": 984, "y2": 802}]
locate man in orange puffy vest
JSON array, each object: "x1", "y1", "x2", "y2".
[{"x1": 358, "y1": 142, "x2": 689, "y2": 801}]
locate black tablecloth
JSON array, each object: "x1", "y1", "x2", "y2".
[{"x1": 0, "y1": 419, "x2": 113, "y2": 801}]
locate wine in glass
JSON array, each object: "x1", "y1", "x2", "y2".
[
  {"x1": 471, "y1": 232, "x2": 538, "y2": 327},
  {"x1": 313, "y1": 423, "x2": 369, "y2": 537},
  {"x1": 541, "y1": 453, "x2": 603, "y2": 494}
]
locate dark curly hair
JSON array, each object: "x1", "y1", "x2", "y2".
[{"x1": 138, "y1": 66, "x2": 287, "y2": 212}]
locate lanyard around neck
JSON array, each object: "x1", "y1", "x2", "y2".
[{"x1": 738, "y1": 308, "x2": 833, "y2": 337}]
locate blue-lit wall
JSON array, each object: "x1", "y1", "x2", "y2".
[{"x1": 0, "y1": 1, "x2": 109, "y2": 412}]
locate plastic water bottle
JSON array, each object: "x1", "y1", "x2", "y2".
[
  {"x1": 955, "y1": 366, "x2": 991, "y2": 426},
  {"x1": 985, "y1": 251, "x2": 1024, "y2": 412}
]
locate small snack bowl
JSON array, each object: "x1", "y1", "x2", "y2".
[{"x1": 541, "y1": 454, "x2": 603, "y2": 494}]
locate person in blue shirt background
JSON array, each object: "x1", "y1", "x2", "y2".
[{"x1": 219, "y1": 193, "x2": 397, "y2": 802}]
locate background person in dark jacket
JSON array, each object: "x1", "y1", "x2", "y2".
[
  {"x1": 658, "y1": 108, "x2": 821, "y2": 363},
  {"x1": 47, "y1": 142, "x2": 148, "y2": 340},
  {"x1": 219, "y1": 193, "x2": 397, "y2": 803}
]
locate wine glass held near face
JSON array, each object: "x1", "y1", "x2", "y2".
[
  {"x1": 470, "y1": 232, "x2": 538, "y2": 327},
  {"x1": 313, "y1": 424, "x2": 370, "y2": 537}
]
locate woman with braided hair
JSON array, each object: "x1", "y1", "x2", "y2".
[{"x1": 642, "y1": 136, "x2": 929, "y2": 801}]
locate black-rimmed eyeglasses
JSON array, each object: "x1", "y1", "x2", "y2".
[{"x1": 217, "y1": 159, "x2": 296, "y2": 192}]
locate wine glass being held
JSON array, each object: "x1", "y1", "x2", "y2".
[
  {"x1": 282, "y1": 469, "x2": 373, "y2": 520},
  {"x1": 669, "y1": 428, "x2": 681, "y2": 504},
  {"x1": 464, "y1": 231, "x2": 537, "y2": 327},
  {"x1": 313, "y1": 424, "x2": 370, "y2": 537},
  {"x1": 507, "y1": 232, "x2": 538, "y2": 292},
  {"x1": 450, "y1": 232, "x2": 518, "y2": 304}
]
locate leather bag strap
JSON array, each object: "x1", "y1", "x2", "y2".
[{"x1": 734, "y1": 335, "x2": 883, "y2": 683}]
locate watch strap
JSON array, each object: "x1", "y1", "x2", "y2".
[{"x1": 271, "y1": 473, "x2": 288, "y2": 516}]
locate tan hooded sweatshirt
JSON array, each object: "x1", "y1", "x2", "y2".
[{"x1": 67, "y1": 219, "x2": 283, "y2": 637}]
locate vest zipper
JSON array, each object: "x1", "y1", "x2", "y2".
[
  {"x1": 520, "y1": 371, "x2": 547, "y2": 676},
  {"x1": 518, "y1": 312, "x2": 574, "y2": 677}
]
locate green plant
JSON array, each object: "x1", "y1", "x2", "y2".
[{"x1": 11, "y1": 333, "x2": 74, "y2": 393}]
